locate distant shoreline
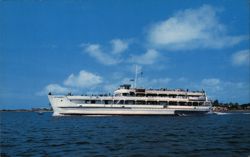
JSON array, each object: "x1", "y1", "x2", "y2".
[
  {"x1": 212, "y1": 110, "x2": 250, "y2": 113},
  {"x1": 0, "y1": 110, "x2": 52, "y2": 112},
  {"x1": 0, "y1": 109, "x2": 52, "y2": 112}
]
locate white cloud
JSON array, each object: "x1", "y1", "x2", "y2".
[
  {"x1": 101, "y1": 76, "x2": 171, "y2": 91},
  {"x1": 232, "y1": 49, "x2": 250, "y2": 66},
  {"x1": 201, "y1": 78, "x2": 222, "y2": 92},
  {"x1": 130, "y1": 49, "x2": 159, "y2": 65},
  {"x1": 83, "y1": 44, "x2": 120, "y2": 65},
  {"x1": 148, "y1": 5, "x2": 247, "y2": 50},
  {"x1": 177, "y1": 77, "x2": 188, "y2": 82},
  {"x1": 37, "y1": 70, "x2": 103, "y2": 96},
  {"x1": 37, "y1": 84, "x2": 71, "y2": 95},
  {"x1": 198, "y1": 78, "x2": 250, "y2": 102},
  {"x1": 64, "y1": 70, "x2": 102, "y2": 88},
  {"x1": 110, "y1": 39, "x2": 129, "y2": 54},
  {"x1": 132, "y1": 77, "x2": 171, "y2": 88},
  {"x1": 103, "y1": 84, "x2": 119, "y2": 92},
  {"x1": 151, "y1": 78, "x2": 171, "y2": 86},
  {"x1": 201, "y1": 78, "x2": 221, "y2": 87},
  {"x1": 82, "y1": 39, "x2": 131, "y2": 65}
]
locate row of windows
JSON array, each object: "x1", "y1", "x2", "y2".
[
  {"x1": 119, "y1": 93, "x2": 204, "y2": 98},
  {"x1": 70, "y1": 100, "x2": 205, "y2": 106}
]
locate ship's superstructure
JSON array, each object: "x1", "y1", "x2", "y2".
[{"x1": 48, "y1": 84, "x2": 212, "y2": 116}]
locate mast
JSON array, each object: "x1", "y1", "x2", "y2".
[{"x1": 134, "y1": 65, "x2": 138, "y2": 88}]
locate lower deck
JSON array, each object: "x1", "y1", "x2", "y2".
[{"x1": 53, "y1": 105, "x2": 211, "y2": 116}]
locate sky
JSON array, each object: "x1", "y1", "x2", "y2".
[{"x1": 0, "y1": 0, "x2": 249, "y2": 109}]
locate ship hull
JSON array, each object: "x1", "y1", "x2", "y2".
[
  {"x1": 48, "y1": 95, "x2": 211, "y2": 116},
  {"x1": 55, "y1": 108, "x2": 176, "y2": 116}
]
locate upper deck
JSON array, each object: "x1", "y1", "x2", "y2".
[
  {"x1": 114, "y1": 84, "x2": 205, "y2": 97},
  {"x1": 49, "y1": 84, "x2": 208, "y2": 103}
]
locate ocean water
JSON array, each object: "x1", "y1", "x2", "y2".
[{"x1": 1, "y1": 112, "x2": 250, "y2": 157}]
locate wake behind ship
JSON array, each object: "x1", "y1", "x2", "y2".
[{"x1": 48, "y1": 84, "x2": 212, "y2": 116}]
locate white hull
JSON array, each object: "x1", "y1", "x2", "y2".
[
  {"x1": 53, "y1": 108, "x2": 176, "y2": 116},
  {"x1": 48, "y1": 95, "x2": 211, "y2": 116}
]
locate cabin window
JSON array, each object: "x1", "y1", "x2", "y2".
[
  {"x1": 136, "y1": 94, "x2": 145, "y2": 97},
  {"x1": 94, "y1": 100, "x2": 100, "y2": 104},
  {"x1": 169, "y1": 101, "x2": 177, "y2": 105},
  {"x1": 71, "y1": 100, "x2": 85, "y2": 104},
  {"x1": 179, "y1": 102, "x2": 186, "y2": 106},
  {"x1": 136, "y1": 89, "x2": 145, "y2": 92},
  {"x1": 169, "y1": 95, "x2": 176, "y2": 98},
  {"x1": 159, "y1": 101, "x2": 167, "y2": 105},
  {"x1": 85, "y1": 100, "x2": 90, "y2": 104},
  {"x1": 126, "y1": 100, "x2": 135, "y2": 104},
  {"x1": 129, "y1": 92, "x2": 135, "y2": 96},
  {"x1": 119, "y1": 100, "x2": 124, "y2": 104},
  {"x1": 158, "y1": 94, "x2": 168, "y2": 97},
  {"x1": 136, "y1": 101, "x2": 145, "y2": 105},
  {"x1": 146, "y1": 94, "x2": 157, "y2": 97},
  {"x1": 199, "y1": 102, "x2": 204, "y2": 106},
  {"x1": 193, "y1": 102, "x2": 198, "y2": 106},
  {"x1": 147, "y1": 101, "x2": 158, "y2": 105}
]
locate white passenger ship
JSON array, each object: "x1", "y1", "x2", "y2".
[{"x1": 48, "y1": 84, "x2": 212, "y2": 116}]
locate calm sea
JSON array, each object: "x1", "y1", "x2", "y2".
[{"x1": 1, "y1": 112, "x2": 250, "y2": 157}]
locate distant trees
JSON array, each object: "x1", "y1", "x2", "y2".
[
  {"x1": 241, "y1": 103, "x2": 250, "y2": 109},
  {"x1": 213, "y1": 100, "x2": 219, "y2": 106},
  {"x1": 212, "y1": 99, "x2": 250, "y2": 110}
]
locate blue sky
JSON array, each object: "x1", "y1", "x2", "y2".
[{"x1": 0, "y1": 0, "x2": 249, "y2": 109}]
